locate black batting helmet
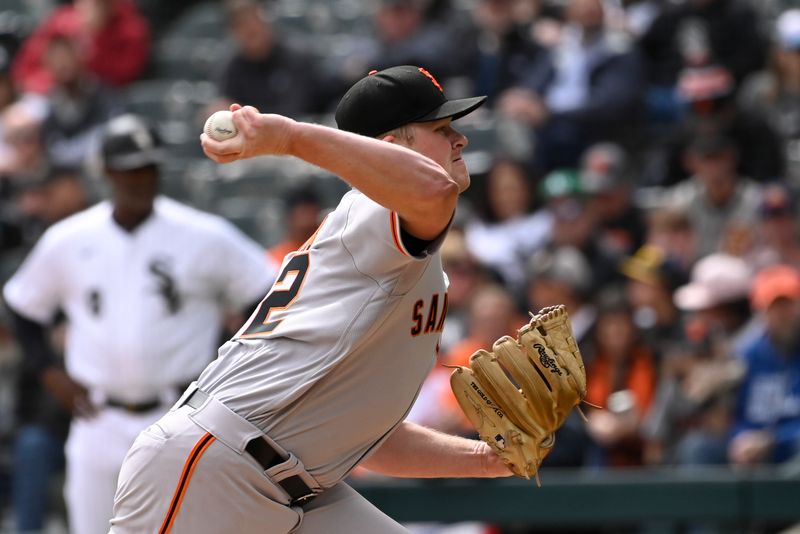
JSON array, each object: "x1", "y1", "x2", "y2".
[{"x1": 100, "y1": 114, "x2": 163, "y2": 171}]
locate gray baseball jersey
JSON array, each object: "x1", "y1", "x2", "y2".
[{"x1": 196, "y1": 189, "x2": 449, "y2": 488}]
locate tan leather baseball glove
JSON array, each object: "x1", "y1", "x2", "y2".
[{"x1": 449, "y1": 305, "x2": 587, "y2": 483}]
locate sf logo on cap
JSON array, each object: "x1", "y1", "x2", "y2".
[{"x1": 418, "y1": 67, "x2": 443, "y2": 93}]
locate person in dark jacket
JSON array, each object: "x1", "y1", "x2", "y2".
[
  {"x1": 211, "y1": 0, "x2": 332, "y2": 117},
  {"x1": 498, "y1": 0, "x2": 644, "y2": 172}
]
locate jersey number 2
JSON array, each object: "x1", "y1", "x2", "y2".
[{"x1": 239, "y1": 253, "x2": 310, "y2": 338}]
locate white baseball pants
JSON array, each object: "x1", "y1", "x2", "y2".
[{"x1": 65, "y1": 406, "x2": 165, "y2": 534}]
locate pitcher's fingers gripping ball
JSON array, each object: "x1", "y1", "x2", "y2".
[
  {"x1": 450, "y1": 304, "x2": 587, "y2": 483},
  {"x1": 204, "y1": 110, "x2": 238, "y2": 141}
]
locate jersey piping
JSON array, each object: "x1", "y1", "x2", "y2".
[{"x1": 389, "y1": 211, "x2": 411, "y2": 257}]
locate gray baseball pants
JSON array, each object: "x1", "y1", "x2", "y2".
[{"x1": 109, "y1": 389, "x2": 408, "y2": 533}]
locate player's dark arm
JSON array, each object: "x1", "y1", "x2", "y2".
[
  {"x1": 5, "y1": 305, "x2": 58, "y2": 371},
  {"x1": 202, "y1": 107, "x2": 459, "y2": 240},
  {"x1": 4, "y1": 304, "x2": 95, "y2": 417},
  {"x1": 242, "y1": 297, "x2": 263, "y2": 319}
]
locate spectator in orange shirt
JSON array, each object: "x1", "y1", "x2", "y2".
[
  {"x1": 12, "y1": 0, "x2": 150, "y2": 94},
  {"x1": 438, "y1": 229, "x2": 489, "y2": 354},
  {"x1": 408, "y1": 284, "x2": 520, "y2": 437},
  {"x1": 585, "y1": 288, "x2": 658, "y2": 467},
  {"x1": 443, "y1": 284, "x2": 521, "y2": 369}
]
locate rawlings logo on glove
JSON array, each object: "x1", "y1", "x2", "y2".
[{"x1": 449, "y1": 304, "x2": 587, "y2": 483}]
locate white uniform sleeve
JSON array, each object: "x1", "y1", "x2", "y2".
[
  {"x1": 3, "y1": 230, "x2": 64, "y2": 323},
  {"x1": 209, "y1": 221, "x2": 276, "y2": 310}
]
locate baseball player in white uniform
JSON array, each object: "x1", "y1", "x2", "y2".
[
  {"x1": 3, "y1": 114, "x2": 275, "y2": 534},
  {"x1": 109, "y1": 66, "x2": 513, "y2": 534}
]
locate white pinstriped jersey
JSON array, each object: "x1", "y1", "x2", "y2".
[
  {"x1": 196, "y1": 189, "x2": 449, "y2": 488},
  {"x1": 3, "y1": 197, "x2": 274, "y2": 404}
]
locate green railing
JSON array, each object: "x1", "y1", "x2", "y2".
[{"x1": 352, "y1": 467, "x2": 800, "y2": 530}]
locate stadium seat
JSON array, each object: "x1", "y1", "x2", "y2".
[
  {"x1": 151, "y1": 36, "x2": 232, "y2": 81},
  {"x1": 161, "y1": 1, "x2": 225, "y2": 40}
]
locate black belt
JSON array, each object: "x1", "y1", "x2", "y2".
[
  {"x1": 182, "y1": 388, "x2": 317, "y2": 506},
  {"x1": 107, "y1": 383, "x2": 194, "y2": 414},
  {"x1": 106, "y1": 398, "x2": 162, "y2": 413}
]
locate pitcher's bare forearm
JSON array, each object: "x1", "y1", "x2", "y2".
[
  {"x1": 201, "y1": 106, "x2": 458, "y2": 240},
  {"x1": 361, "y1": 421, "x2": 513, "y2": 478}
]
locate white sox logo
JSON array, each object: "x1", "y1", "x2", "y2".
[
  {"x1": 148, "y1": 259, "x2": 181, "y2": 314},
  {"x1": 533, "y1": 343, "x2": 563, "y2": 376}
]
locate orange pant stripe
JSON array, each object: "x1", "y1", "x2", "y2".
[{"x1": 158, "y1": 432, "x2": 216, "y2": 534}]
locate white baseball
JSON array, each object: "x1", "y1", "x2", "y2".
[{"x1": 204, "y1": 110, "x2": 238, "y2": 141}]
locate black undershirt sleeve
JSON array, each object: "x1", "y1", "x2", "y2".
[
  {"x1": 399, "y1": 227, "x2": 434, "y2": 257},
  {"x1": 398, "y1": 214, "x2": 453, "y2": 258}
]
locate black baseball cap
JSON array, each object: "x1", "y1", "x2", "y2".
[
  {"x1": 100, "y1": 114, "x2": 163, "y2": 171},
  {"x1": 335, "y1": 65, "x2": 486, "y2": 138}
]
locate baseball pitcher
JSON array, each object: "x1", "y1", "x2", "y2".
[{"x1": 109, "y1": 66, "x2": 586, "y2": 534}]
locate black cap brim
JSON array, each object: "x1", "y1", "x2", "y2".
[
  {"x1": 104, "y1": 148, "x2": 163, "y2": 171},
  {"x1": 417, "y1": 96, "x2": 487, "y2": 124}
]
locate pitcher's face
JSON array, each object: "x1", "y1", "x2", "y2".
[{"x1": 405, "y1": 118, "x2": 471, "y2": 192}]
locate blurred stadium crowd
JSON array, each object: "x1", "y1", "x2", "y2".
[{"x1": 0, "y1": 0, "x2": 799, "y2": 532}]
